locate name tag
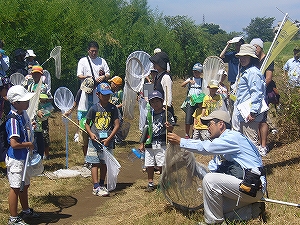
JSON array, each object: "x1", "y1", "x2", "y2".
[{"x1": 99, "y1": 131, "x2": 108, "y2": 139}]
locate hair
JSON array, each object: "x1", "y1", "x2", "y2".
[
  {"x1": 88, "y1": 41, "x2": 99, "y2": 50},
  {"x1": 239, "y1": 39, "x2": 245, "y2": 44}
]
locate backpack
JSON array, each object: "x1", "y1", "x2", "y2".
[{"x1": 0, "y1": 114, "x2": 17, "y2": 168}]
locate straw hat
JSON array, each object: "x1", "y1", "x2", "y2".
[{"x1": 235, "y1": 44, "x2": 258, "y2": 58}]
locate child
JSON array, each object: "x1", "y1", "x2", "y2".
[
  {"x1": 181, "y1": 63, "x2": 203, "y2": 138},
  {"x1": 108, "y1": 76, "x2": 125, "y2": 143},
  {"x1": 26, "y1": 65, "x2": 52, "y2": 159},
  {"x1": 191, "y1": 93, "x2": 209, "y2": 140},
  {"x1": 202, "y1": 80, "x2": 226, "y2": 116},
  {"x1": 140, "y1": 90, "x2": 175, "y2": 192},
  {"x1": 5, "y1": 85, "x2": 39, "y2": 225},
  {"x1": 85, "y1": 82, "x2": 120, "y2": 196},
  {"x1": 64, "y1": 77, "x2": 94, "y2": 166}
]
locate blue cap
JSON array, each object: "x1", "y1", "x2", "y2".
[
  {"x1": 148, "y1": 90, "x2": 164, "y2": 101},
  {"x1": 96, "y1": 82, "x2": 113, "y2": 95}
]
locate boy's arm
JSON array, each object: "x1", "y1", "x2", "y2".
[
  {"x1": 10, "y1": 137, "x2": 34, "y2": 150},
  {"x1": 85, "y1": 119, "x2": 97, "y2": 141},
  {"x1": 103, "y1": 118, "x2": 120, "y2": 146}
]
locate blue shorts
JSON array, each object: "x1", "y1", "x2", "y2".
[{"x1": 85, "y1": 139, "x2": 114, "y2": 164}]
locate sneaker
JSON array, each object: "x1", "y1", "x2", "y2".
[
  {"x1": 20, "y1": 208, "x2": 40, "y2": 219},
  {"x1": 74, "y1": 133, "x2": 79, "y2": 142},
  {"x1": 8, "y1": 216, "x2": 28, "y2": 225},
  {"x1": 258, "y1": 146, "x2": 268, "y2": 157},
  {"x1": 92, "y1": 186, "x2": 110, "y2": 196},
  {"x1": 145, "y1": 184, "x2": 155, "y2": 192}
]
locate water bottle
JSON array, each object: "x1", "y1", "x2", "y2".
[{"x1": 132, "y1": 148, "x2": 142, "y2": 158}]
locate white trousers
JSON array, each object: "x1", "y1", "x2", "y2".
[{"x1": 202, "y1": 173, "x2": 263, "y2": 224}]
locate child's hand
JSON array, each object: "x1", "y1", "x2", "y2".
[
  {"x1": 165, "y1": 122, "x2": 173, "y2": 132},
  {"x1": 28, "y1": 142, "x2": 34, "y2": 150},
  {"x1": 190, "y1": 79, "x2": 195, "y2": 85},
  {"x1": 90, "y1": 133, "x2": 98, "y2": 142},
  {"x1": 37, "y1": 109, "x2": 44, "y2": 118},
  {"x1": 102, "y1": 138, "x2": 110, "y2": 147}
]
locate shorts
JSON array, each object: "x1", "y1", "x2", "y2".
[
  {"x1": 6, "y1": 156, "x2": 30, "y2": 188},
  {"x1": 185, "y1": 103, "x2": 199, "y2": 125},
  {"x1": 85, "y1": 139, "x2": 114, "y2": 164},
  {"x1": 78, "y1": 129, "x2": 89, "y2": 147},
  {"x1": 261, "y1": 111, "x2": 267, "y2": 123},
  {"x1": 144, "y1": 144, "x2": 166, "y2": 167}
]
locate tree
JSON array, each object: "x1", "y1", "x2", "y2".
[{"x1": 243, "y1": 17, "x2": 275, "y2": 42}]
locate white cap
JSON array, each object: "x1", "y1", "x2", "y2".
[
  {"x1": 7, "y1": 85, "x2": 36, "y2": 103},
  {"x1": 228, "y1": 36, "x2": 244, "y2": 44},
  {"x1": 25, "y1": 50, "x2": 36, "y2": 58},
  {"x1": 250, "y1": 38, "x2": 264, "y2": 49}
]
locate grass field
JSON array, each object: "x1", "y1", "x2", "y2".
[{"x1": 1, "y1": 39, "x2": 300, "y2": 224}]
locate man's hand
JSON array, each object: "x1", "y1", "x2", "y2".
[{"x1": 167, "y1": 133, "x2": 181, "y2": 145}]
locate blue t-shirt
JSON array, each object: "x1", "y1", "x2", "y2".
[
  {"x1": 6, "y1": 111, "x2": 29, "y2": 160},
  {"x1": 223, "y1": 52, "x2": 239, "y2": 83}
]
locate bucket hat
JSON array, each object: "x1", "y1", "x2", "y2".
[{"x1": 236, "y1": 44, "x2": 258, "y2": 58}]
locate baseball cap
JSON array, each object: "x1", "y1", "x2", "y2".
[
  {"x1": 25, "y1": 50, "x2": 36, "y2": 58},
  {"x1": 192, "y1": 63, "x2": 203, "y2": 73},
  {"x1": 228, "y1": 36, "x2": 244, "y2": 44},
  {"x1": 207, "y1": 80, "x2": 219, "y2": 89},
  {"x1": 96, "y1": 82, "x2": 113, "y2": 95},
  {"x1": 108, "y1": 76, "x2": 123, "y2": 85},
  {"x1": 31, "y1": 65, "x2": 43, "y2": 74},
  {"x1": 148, "y1": 90, "x2": 164, "y2": 101},
  {"x1": 154, "y1": 48, "x2": 162, "y2": 54},
  {"x1": 80, "y1": 77, "x2": 94, "y2": 94},
  {"x1": 7, "y1": 85, "x2": 36, "y2": 103},
  {"x1": 201, "y1": 110, "x2": 231, "y2": 125}
]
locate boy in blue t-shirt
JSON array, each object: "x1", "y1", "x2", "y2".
[
  {"x1": 5, "y1": 85, "x2": 39, "y2": 225},
  {"x1": 85, "y1": 82, "x2": 120, "y2": 197}
]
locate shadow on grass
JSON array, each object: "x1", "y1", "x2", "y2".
[
  {"x1": 23, "y1": 194, "x2": 77, "y2": 224},
  {"x1": 265, "y1": 155, "x2": 300, "y2": 175}
]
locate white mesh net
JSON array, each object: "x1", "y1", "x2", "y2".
[
  {"x1": 10, "y1": 72, "x2": 25, "y2": 86},
  {"x1": 54, "y1": 87, "x2": 74, "y2": 112},
  {"x1": 203, "y1": 56, "x2": 225, "y2": 95},
  {"x1": 160, "y1": 143, "x2": 209, "y2": 211},
  {"x1": 122, "y1": 51, "x2": 152, "y2": 121},
  {"x1": 50, "y1": 46, "x2": 61, "y2": 79}
]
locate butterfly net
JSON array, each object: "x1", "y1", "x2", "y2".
[
  {"x1": 50, "y1": 46, "x2": 61, "y2": 79},
  {"x1": 202, "y1": 56, "x2": 225, "y2": 95},
  {"x1": 10, "y1": 72, "x2": 25, "y2": 86},
  {"x1": 123, "y1": 51, "x2": 152, "y2": 121},
  {"x1": 160, "y1": 143, "x2": 209, "y2": 211},
  {"x1": 54, "y1": 87, "x2": 74, "y2": 112}
]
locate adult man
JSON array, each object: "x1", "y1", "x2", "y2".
[
  {"x1": 167, "y1": 110, "x2": 265, "y2": 225},
  {"x1": 219, "y1": 36, "x2": 244, "y2": 85},
  {"x1": 0, "y1": 40, "x2": 9, "y2": 77},
  {"x1": 283, "y1": 46, "x2": 300, "y2": 87},
  {"x1": 76, "y1": 41, "x2": 110, "y2": 165},
  {"x1": 77, "y1": 41, "x2": 110, "y2": 86},
  {"x1": 250, "y1": 38, "x2": 274, "y2": 156}
]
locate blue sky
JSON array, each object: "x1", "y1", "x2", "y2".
[{"x1": 147, "y1": 0, "x2": 299, "y2": 33}]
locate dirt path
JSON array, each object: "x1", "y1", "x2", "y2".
[{"x1": 27, "y1": 121, "x2": 185, "y2": 225}]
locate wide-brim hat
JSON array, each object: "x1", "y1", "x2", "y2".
[
  {"x1": 149, "y1": 52, "x2": 169, "y2": 70},
  {"x1": 31, "y1": 65, "x2": 44, "y2": 74},
  {"x1": 236, "y1": 44, "x2": 258, "y2": 58},
  {"x1": 7, "y1": 85, "x2": 36, "y2": 103},
  {"x1": 26, "y1": 50, "x2": 36, "y2": 58},
  {"x1": 80, "y1": 77, "x2": 94, "y2": 94},
  {"x1": 201, "y1": 110, "x2": 231, "y2": 125}
]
